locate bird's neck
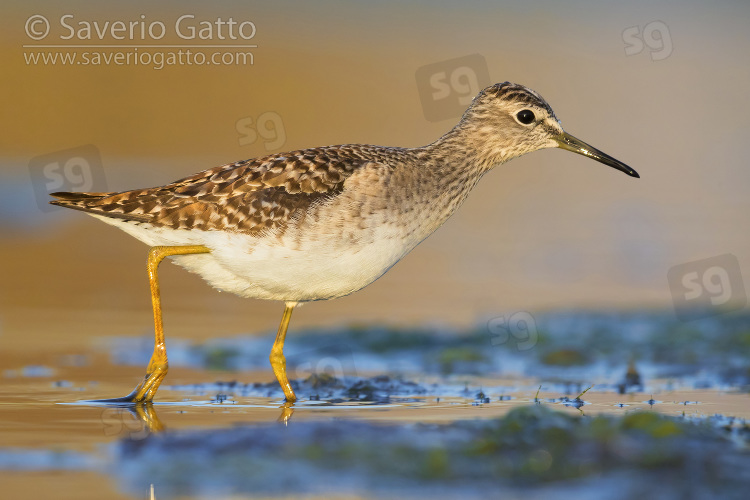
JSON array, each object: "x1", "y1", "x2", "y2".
[
  {"x1": 415, "y1": 120, "x2": 510, "y2": 202},
  {"x1": 423, "y1": 119, "x2": 512, "y2": 175},
  {"x1": 401, "y1": 123, "x2": 506, "y2": 237}
]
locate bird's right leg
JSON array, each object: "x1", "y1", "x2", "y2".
[{"x1": 269, "y1": 302, "x2": 298, "y2": 403}]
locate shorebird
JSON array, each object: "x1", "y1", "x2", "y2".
[{"x1": 51, "y1": 82, "x2": 639, "y2": 404}]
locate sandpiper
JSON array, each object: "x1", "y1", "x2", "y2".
[{"x1": 51, "y1": 82, "x2": 639, "y2": 404}]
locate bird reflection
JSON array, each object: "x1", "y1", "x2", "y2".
[{"x1": 103, "y1": 401, "x2": 295, "y2": 437}]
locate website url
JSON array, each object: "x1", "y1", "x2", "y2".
[{"x1": 23, "y1": 48, "x2": 254, "y2": 70}]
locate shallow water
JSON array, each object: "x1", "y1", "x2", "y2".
[{"x1": 2, "y1": 310, "x2": 749, "y2": 499}]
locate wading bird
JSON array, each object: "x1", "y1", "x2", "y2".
[{"x1": 51, "y1": 82, "x2": 639, "y2": 404}]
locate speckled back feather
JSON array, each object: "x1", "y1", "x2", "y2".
[{"x1": 51, "y1": 145, "x2": 410, "y2": 235}]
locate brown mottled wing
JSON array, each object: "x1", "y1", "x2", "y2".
[{"x1": 50, "y1": 145, "x2": 394, "y2": 234}]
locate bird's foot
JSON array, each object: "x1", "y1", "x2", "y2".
[{"x1": 93, "y1": 364, "x2": 168, "y2": 404}]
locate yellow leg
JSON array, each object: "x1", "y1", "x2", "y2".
[
  {"x1": 270, "y1": 302, "x2": 298, "y2": 403},
  {"x1": 103, "y1": 245, "x2": 210, "y2": 404}
]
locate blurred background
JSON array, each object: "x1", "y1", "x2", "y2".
[{"x1": 1, "y1": 0, "x2": 748, "y2": 358}]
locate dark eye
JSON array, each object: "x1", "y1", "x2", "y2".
[{"x1": 516, "y1": 109, "x2": 535, "y2": 125}]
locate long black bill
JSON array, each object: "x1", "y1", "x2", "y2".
[{"x1": 555, "y1": 132, "x2": 639, "y2": 178}]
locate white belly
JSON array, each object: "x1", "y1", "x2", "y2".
[{"x1": 91, "y1": 213, "x2": 417, "y2": 302}]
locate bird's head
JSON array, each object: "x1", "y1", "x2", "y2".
[{"x1": 457, "y1": 82, "x2": 639, "y2": 178}]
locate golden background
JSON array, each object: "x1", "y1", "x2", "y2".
[{"x1": 1, "y1": 1, "x2": 748, "y2": 355}]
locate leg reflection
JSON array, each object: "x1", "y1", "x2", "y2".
[{"x1": 278, "y1": 401, "x2": 295, "y2": 425}]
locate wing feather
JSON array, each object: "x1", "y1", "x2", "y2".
[{"x1": 50, "y1": 145, "x2": 404, "y2": 235}]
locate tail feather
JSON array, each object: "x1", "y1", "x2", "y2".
[
  {"x1": 50, "y1": 191, "x2": 112, "y2": 201},
  {"x1": 49, "y1": 191, "x2": 151, "y2": 223}
]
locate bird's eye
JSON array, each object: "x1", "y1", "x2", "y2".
[{"x1": 516, "y1": 109, "x2": 535, "y2": 125}]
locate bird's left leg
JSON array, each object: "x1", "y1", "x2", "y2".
[{"x1": 101, "y1": 245, "x2": 211, "y2": 404}]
